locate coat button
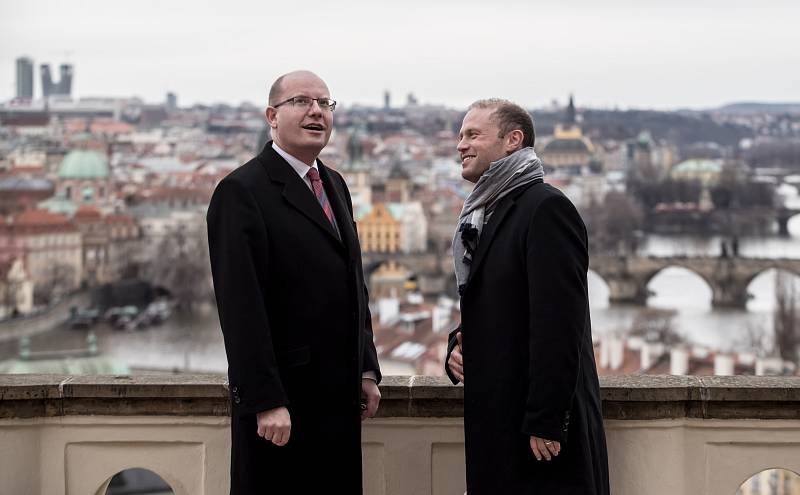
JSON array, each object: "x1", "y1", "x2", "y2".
[
  {"x1": 234, "y1": 397, "x2": 241, "y2": 404},
  {"x1": 232, "y1": 386, "x2": 238, "y2": 393}
]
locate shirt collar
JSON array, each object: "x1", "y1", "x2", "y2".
[{"x1": 272, "y1": 142, "x2": 319, "y2": 180}]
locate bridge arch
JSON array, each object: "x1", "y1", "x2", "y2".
[
  {"x1": 788, "y1": 212, "x2": 800, "y2": 236},
  {"x1": 745, "y1": 267, "x2": 800, "y2": 312},
  {"x1": 588, "y1": 269, "x2": 611, "y2": 308},
  {"x1": 642, "y1": 265, "x2": 714, "y2": 308},
  {"x1": 744, "y1": 265, "x2": 800, "y2": 290}
]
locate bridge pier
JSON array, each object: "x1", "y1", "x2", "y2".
[
  {"x1": 776, "y1": 215, "x2": 790, "y2": 237},
  {"x1": 709, "y1": 260, "x2": 753, "y2": 309},
  {"x1": 710, "y1": 281, "x2": 751, "y2": 309},
  {"x1": 606, "y1": 277, "x2": 649, "y2": 305}
]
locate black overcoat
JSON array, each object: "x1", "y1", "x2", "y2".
[
  {"x1": 446, "y1": 181, "x2": 609, "y2": 494},
  {"x1": 207, "y1": 142, "x2": 381, "y2": 494}
]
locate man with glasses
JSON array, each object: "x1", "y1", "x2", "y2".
[{"x1": 208, "y1": 70, "x2": 381, "y2": 494}]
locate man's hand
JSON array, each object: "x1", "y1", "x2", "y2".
[
  {"x1": 530, "y1": 436, "x2": 560, "y2": 461},
  {"x1": 448, "y1": 331, "x2": 464, "y2": 383},
  {"x1": 361, "y1": 378, "x2": 381, "y2": 420},
  {"x1": 256, "y1": 406, "x2": 291, "y2": 446}
]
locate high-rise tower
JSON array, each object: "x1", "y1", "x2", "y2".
[
  {"x1": 41, "y1": 62, "x2": 73, "y2": 97},
  {"x1": 15, "y1": 57, "x2": 34, "y2": 99}
]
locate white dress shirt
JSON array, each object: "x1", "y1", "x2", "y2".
[{"x1": 272, "y1": 142, "x2": 319, "y2": 191}]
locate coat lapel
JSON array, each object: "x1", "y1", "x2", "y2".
[
  {"x1": 319, "y1": 162, "x2": 359, "y2": 257},
  {"x1": 258, "y1": 144, "x2": 346, "y2": 252},
  {"x1": 465, "y1": 180, "x2": 542, "y2": 289},
  {"x1": 465, "y1": 196, "x2": 516, "y2": 287}
]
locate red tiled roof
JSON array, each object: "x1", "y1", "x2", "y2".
[
  {"x1": 594, "y1": 345, "x2": 644, "y2": 376},
  {"x1": 74, "y1": 205, "x2": 103, "y2": 220},
  {"x1": 89, "y1": 120, "x2": 134, "y2": 134},
  {"x1": 8, "y1": 165, "x2": 45, "y2": 175},
  {"x1": 13, "y1": 209, "x2": 72, "y2": 227},
  {"x1": 139, "y1": 187, "x2": 211, "y2": 202},
  {"x1": 0, "y1": 209, "x2": 78, "y2": 235},
  {"x1": 104, "y1": 214, "x2": 136, "y2": 225},
  {"x1": 372, "y1": 312, "x2": 451, "y2": 369}
]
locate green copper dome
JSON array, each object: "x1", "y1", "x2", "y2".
[{"x1": 58, "y1": 150, "x2": 109, "y2": 179}]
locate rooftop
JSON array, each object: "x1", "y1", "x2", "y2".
[
  {"x1": 58, "y1": 150, "x2": 110, "y2": 180},
  {"x1": 0, "y1": 177, "x2": 53, "y2": 192}
]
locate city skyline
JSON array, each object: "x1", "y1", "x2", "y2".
[{"x1": 1, "y1": 0, "x2": 799, "y2": 110}]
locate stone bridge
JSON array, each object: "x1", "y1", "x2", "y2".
[
  {"x1": 362, "y1": 251, "x2": 450, "y2": 276},
  {"x1": 361, "y1": 251, "x2": 800, "y2": 309},
  {"x1": 591, "y1": 254, "x2": 800, "y2": 308},
  {"x1": 777, "y1": 206, "x2": 800, "y2": 236}
]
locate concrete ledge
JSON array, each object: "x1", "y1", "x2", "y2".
[{"x1": 1, "y1": 374, "x2": 799, "y2": 419}]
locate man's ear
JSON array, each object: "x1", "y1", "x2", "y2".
[
  {"x1": 505, "y1": 129, "x2": 524, "y2": 152},
  {"x1": 266, "y1": 107, "x2": 278, "y2": 129}
]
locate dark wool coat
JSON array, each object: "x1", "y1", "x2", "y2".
[
  {"x1": 446, "y1": 181, "x2": 609, "y2": 494},
  {"x1": 207, "y1": 142, "x2": 381, "y2": 494}
]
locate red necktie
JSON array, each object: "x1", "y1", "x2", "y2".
[{"x1": 306, "y1": 167, "x2": 336, "y2": 228}]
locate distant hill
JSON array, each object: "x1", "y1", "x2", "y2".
[
  {"x1": 715, "y1": 102, "x2": 800, "y2": 115},
  {"x1": 530, "y1": 109, "x2": 753, "y2": 147}
]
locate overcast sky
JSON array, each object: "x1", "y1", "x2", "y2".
[{"x1": 2, "y1": 0, "x2": 798, "y2": 110}]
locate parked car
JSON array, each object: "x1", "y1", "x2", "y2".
[
  {"x1": 105, "y1": 306, "x2": 140, "y2": 330},
  {"x1": 67, "y1": 307, "x2": 102, "y2": 330}
]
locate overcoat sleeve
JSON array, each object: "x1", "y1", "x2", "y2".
[
  {"x1": 521, "y1": 194, "x2": 589, "y2": 443},
  {"x1": 335, "y1": 172, "x2": 382, "y2": 384},
  {"x1": 362, "y1": 298, "x2": 382, "y2": 383},
  {"x1": 207, "y1": 177, "x2": 288, "y2": 417},
  {"x1": 444, "y1": 323, "x2": 462, "y2": 384}
]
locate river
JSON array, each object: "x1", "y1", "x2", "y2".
[{"x1": 1, "y1": 216, "x2": 798, "y2": 373}]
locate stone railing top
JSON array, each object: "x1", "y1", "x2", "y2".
[{"x1": 1, "y1": 374, "x2": 799, "y2": 420}]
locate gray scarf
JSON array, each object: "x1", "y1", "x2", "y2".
[{"x1": 452, "y1": 147, "x2": 544, "y2": 295}]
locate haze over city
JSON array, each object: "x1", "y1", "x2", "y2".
[
  {"x1": 3, "y1": 2, "x2": 800, "y2": 492},
  {"x1": 2, "y1": 0, "x2": 799, "y2": 109}
]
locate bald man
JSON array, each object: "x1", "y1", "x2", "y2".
[{"x1": 208, "y1": 71, "x2": 381, "y2": 494}]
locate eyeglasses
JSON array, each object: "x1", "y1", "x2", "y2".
[{"x1": 272, "y1": 95, "x2": 337, "y2": 112}]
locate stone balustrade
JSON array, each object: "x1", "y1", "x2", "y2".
[{"x1": 1, "y1": 374, "x2": 799, "y2": 494}]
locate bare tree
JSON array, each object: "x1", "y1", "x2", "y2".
[
  {"x1": 2, "y1": 272, "x2": 21, "y2": 317},
  {"x1": 584, "y1": 191, "x2": 645, "y2": 255},
  {"x1": 141, "y1": 227, "x2": 213, "y2": 314},
  {"x1": 629, "y1": 308, "x2": 682, "y2": 345},
  {"x1": 738, "y1": 321, "x2": 773, "y2": 357},
  {"x1": 34, "y1": 263, "x2": 76, "y2": 305},
  {"x1": 774, "y1": 271, "x2": 799, "y2": 365}
]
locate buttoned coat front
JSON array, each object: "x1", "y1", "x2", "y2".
[
  {"x1": 207, "y1": 142, "x2": 380, "y2": 494},
  {"x1": 446, "y1": 181, "x2": 609, "y2": 494}
]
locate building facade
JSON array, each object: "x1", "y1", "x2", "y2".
[{"x1": 0, "y1": 209, "x2": 82, "y2": 301}]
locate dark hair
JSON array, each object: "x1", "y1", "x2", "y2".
[{"x1": 468, "y1": 98, "x2": 535, "y2": 148}]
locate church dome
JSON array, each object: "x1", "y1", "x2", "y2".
[
  {"x1": 543, "y1": 138, "x2": 591, "y2": 153},
  {"x1": 58, "y1": 150, "x2": 109, "y2": 180}
]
